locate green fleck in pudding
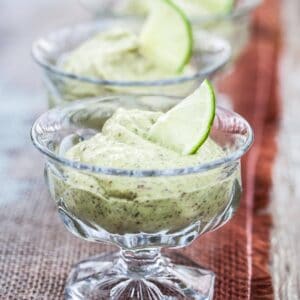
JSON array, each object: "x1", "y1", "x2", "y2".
[{"x1": 48, "y1": 81, "x2": 241, "y2": 234}]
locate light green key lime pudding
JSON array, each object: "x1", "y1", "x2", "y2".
[
  {"x1": 32, "y1": 0, "x2": 231, "y2": 107},
  {"x1": 47, "y1": 81, "x2": 241, "y2": 234},
  {"x1": 59, "y1": 0, "x2": 194, "y2": 100},
  {"x1": 32, "y1": 77, "x2": 253, "y2": 299}
]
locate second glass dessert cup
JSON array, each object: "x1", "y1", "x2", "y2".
[
  {"x1": 80, "y1": 0, "x2": 260, "y2": 60},
  {"x1": 78, "y1": 0, "x2": 260, "y2": 107},
  {"x1": 32, "y1": 18, "x2": 231, "y2": 108},
  {"x1": 31, "y1": 95, "x2": 253, "y2": 299}
]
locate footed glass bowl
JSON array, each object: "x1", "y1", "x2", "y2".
[
  {"x1": 32, "y1": 18, "x2": 230, "y2": 107},
  {"x1": 31, "y1": 95, "x2": 253, "y2": 299}
]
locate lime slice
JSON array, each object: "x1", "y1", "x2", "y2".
[
  {"x1": 148, "y1": 79, "x2": 216, "y2": 155},
  {"x1": 140, "y1": 0, "x2": 193, "y2": 73}
]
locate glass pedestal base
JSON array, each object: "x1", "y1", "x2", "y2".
[{"x1": 65, "y1": 251, "x2": 215, "y2": 300}]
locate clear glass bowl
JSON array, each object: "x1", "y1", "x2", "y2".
[
  {"x1": 31, "y1": 95, "x2": 253, "y2": 299},
  {"x1": 32, "y1": 18, "x2": 231, "y2": 107},
  {"x1": 78, "y1": 0, "x2": 261, "y2": 108},
  {"x1": 79, "y1": 0, "x2": 261, "y2": 61}
]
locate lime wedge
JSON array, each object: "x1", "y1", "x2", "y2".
[
  {"x1": 140, "y1": 0, "x2": 193, "y2": 73},
  {"x1": 148, "y1": 79, "x2": 216, "y2": 155}
]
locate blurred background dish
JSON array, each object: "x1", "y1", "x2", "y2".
[
  {"x1": 80, "y1": 0, "x2": 260, "y2": 60},
  {"x1": 79, "y1": 0, "x2": 261, "y2": 107},
  {"x1": 32, "y1": 19, "x2": 231, "y2": 107}
]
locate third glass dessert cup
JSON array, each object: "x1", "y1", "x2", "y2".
[
  {"x1": 191, "y1": 0, "x2": 262, "y2": 107},
  {"x1": 31, "y1": 95, "x2": 253, "y2": 299},
  {"x1": 32, "y1": 18, "x2": 231, "y2": 108}
]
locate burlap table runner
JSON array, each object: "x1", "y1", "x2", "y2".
[{"x1": 0, "y1": 0, "x2": 280, "y2": 298}]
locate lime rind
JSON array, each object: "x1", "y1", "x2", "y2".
[
  {"x1": 148, "y1": 79, "x2": 216, "y2": 155},
  {"x1": 140, "y1": 0, "x2": 193, "y2": 73},
  {"x1": 165, "y1": 0, "x2": 193, "y2": 72},
  {"x1": 189, "y1": 79, "x2": 216, "y2": 154}
]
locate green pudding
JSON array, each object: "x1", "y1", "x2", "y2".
[
  {"x1": 59, "y1": 28, "x2": 194, "y2": 101},
  {"x1": 63, "y1": 29, "x2": 194, "y2": 82},
  {"x1": 49, "y1": 108, "x2": 241, "y2": 234}
]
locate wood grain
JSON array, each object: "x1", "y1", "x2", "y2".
[{"x1": 271, "y1": 0, "x2": 300, "y2": 299}]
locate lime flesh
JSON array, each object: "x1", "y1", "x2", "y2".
[
  {"x1": 148, "y1": 79, "x2": 216, "y2": 155},
  {"x1": 140, "y1": 0, "x2": 193, "y2": 73}
]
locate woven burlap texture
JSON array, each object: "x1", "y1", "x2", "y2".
[{"x1": 0, "y1": 0, "x2": 280, "y2": 298}]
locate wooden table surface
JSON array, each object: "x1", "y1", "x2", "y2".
[
  {"x1": 271, "y1": 1, "x2": 300, "y2": 299},
  {"x1": 0, "y1": 0, "x2": 299, "y2": 299}
]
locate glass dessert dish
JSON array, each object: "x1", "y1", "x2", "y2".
[
  {"x1": 32, "y1": 18, "x2": 231, "y2": 108},
  {"x1": 80, "y1": 0, "x2": 260, "y2": 63},
  {"x1": 31, "y1": 94, "x2": 253, "y2": 299},
  {"x1": 79, "y1": 0, "x2": 261, "y2": 107}
]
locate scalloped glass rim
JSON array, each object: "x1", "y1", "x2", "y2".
[
  {"x1": 31, "y1": 97, "x2": 254, "y2": 177},
  {"x1": 31, "y1": 20, "x2": 231, "y2": 87}
]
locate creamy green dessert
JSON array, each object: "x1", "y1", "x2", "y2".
[
  {"x1": 49, "y1": 108, "x2": 240, "y2": 234},
  {"x1": 60, "y1": 29, "x2": 194, "y2": 99},
  {"x1": 59, "y1": 0, "x2": 195, "y2": 101},
  {"x1": 63, "y1": 29, "x2": 178, "y2": 81}
]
